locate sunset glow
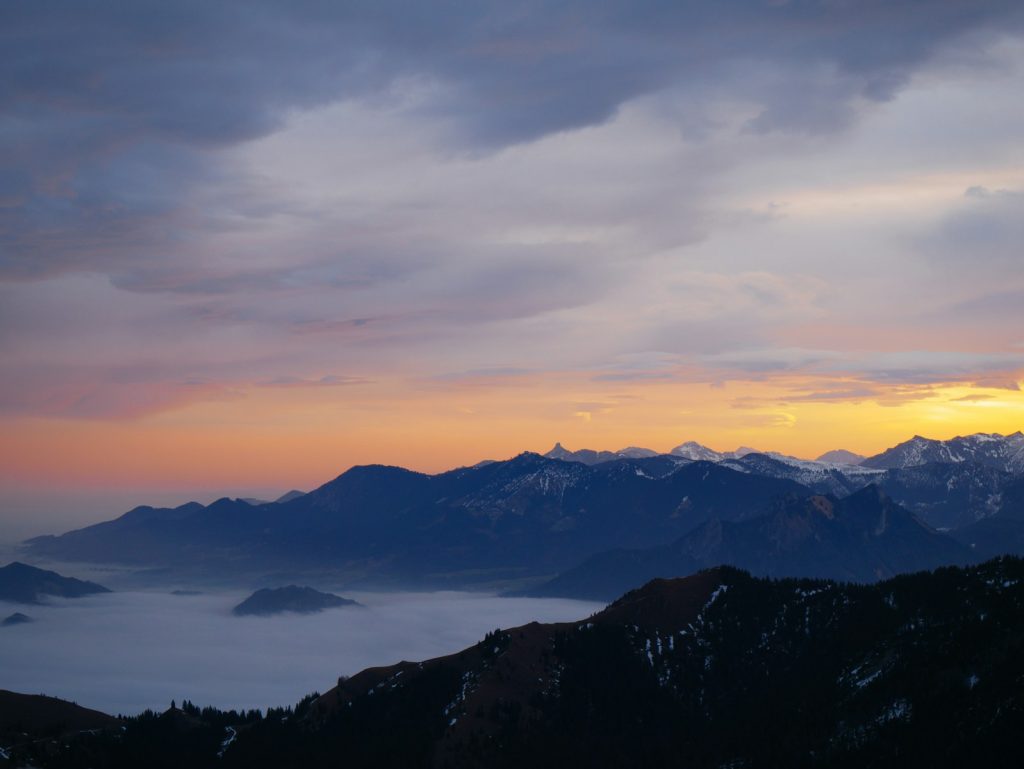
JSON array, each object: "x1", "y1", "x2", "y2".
[{"x1": 2, "y1": 3, "x2": 1023, "y2": 534}]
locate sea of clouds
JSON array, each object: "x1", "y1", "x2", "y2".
[{"x1": 0, "y1": 589, "x2": 601, "y2": 716}]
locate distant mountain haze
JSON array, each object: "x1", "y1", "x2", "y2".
[
  {"x1": 0, "y1": 562, "x2": 110, "y2": 604},
  {"x1": 20, "y1": 431, "x2": 1024, "y2": 591},
  {"x1": 815, "y1": 449, "x2": 866, "y2": 465},
  {"x1": 26, "y1": 454, "x2": 806, "y2": 586}
]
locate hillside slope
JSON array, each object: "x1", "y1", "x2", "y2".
[
  {"x1": 21, "y1": 557, "x2": 1024, "y2": 769},
  {"x1": 528, "y1": 486, "x2": 972, "y2": 601},
  {"x1": 0, "y1": 562, "x2": 110, "y2": 604}
]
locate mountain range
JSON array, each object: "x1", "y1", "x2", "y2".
[
  {"x1": 11, "y1": 556, "x2": 1024, "y2": 768},
  {"x1": 25, "y1": 455, "x2": 806, "y2": 586},
  {"x1": 525, "y1": 486, "x2": 971, "y2": 601},
  {"x1": 20, "y1": 431, "x2": 1024, "y2": 595},
  {"x1": 861, "y1": 431, "x2": 1024, "y2": 472},
  {"x1": 543, "y1": 431, "x2": 1024, "y2": 473}
]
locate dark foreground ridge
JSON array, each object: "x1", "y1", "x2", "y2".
[
  {"x1": 231, "y1": 586, "x2": 362, "y2": 616},
  {"x1": 6, "y1": 557, "x2": 1024, "y2": 768},
  {"x1": 0, "y1": 690, "x2": 116, "y2": 751}
]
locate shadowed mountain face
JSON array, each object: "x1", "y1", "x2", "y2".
[
  {"x1": 0, "y1": 562, "x2": 110, "y2": 604},
  {"x1": 862, "y1": 432, "x2": 1024, "y2": 473},
  {"x1": 222, "y1": 557, "x2": 1024, "y2": 769},
  {"x1": 22, "y1": 557, "x2": 1024, "y2": 769},
  {"x1": 231, "y1": 586, "x2": 361, "y2": 616},
  {"x1": 951, "y1": 475, "x2": 1024, "y2": 558},
  {"x1": 20, "y1": 433, "x2": 1024, "y2": 591},
  {"x1": 707, "y1": 453, "x2": 1019, "y2": 532},
  {"x1": 0, "y1": 690, "x2": 116, "y2": 744},
  {"x1": 528, "y1": 486, "x2": 973, "y2": 601},
  {"x1": 25, "y1": 455, "x2": 806, "y2": 586},
  {"x1": 874, "y1": 461, "x2": 1012, "y2": 530},
  {"x1": 721, "y1": 452, "x2": 883, "y2": 497},
  {"x1": 537, "y1": 433, "x2": 1024, "y2": 533}
]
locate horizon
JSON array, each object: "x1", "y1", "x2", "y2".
[
  {"x1": 4, "y1": 426, "x2": 1021, "y2": 541},
  {"x1": 4, "y1": 5, "x2": 1024, "y2": 764},
  {"x1": 2, "y1": 2, "x2": 1024, "y2": 539}
]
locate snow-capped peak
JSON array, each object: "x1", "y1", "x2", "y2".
[
  {"x1": 670, "y1": 441, "x2": 725, "y2": 462},
  {"x1": 861, "y1": 431, "x2": 1024, "y2": 474}
]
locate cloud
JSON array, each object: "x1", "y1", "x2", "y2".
[
  {"x1": 429, "y1": 368, "x2": 534, "y2": 386},
  {"x1": 939, "y1": 289, "x2": 1024, "y2": 322},
  {"x1": 257, "y1": 375, "x2": 371, "y2": 388},
  {"x1": 701, "y1": 347, "x2": 842, "y2": 374},
  {"x1": 695, "y1": 347, "x2": 1024, "y2": 391},
  {"x1": 0, "y1": 365, "x2": 243, "y2": 420},
  {"x1": 2, "y1": 2, "x2": 1024, "y2": 431},
  {"x1": 846, "y1": 351, "x2": 1024, "y2": 385},
  {"x1": 3, "y1": 1, "x2": 1022, "y2": 280},
  {"x1": 0, "y1": 589, "x2": 601, "y2": 715},
  {"x1": 781, "y1": 387, "x2": 881, "y2": 403},
  {"x1": 925, "y1": 185, "x2": 1024, "y2": 271}
]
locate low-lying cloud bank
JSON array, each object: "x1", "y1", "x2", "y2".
[{"x1": 0, "y1": 589, "x2": 601, "y2": 715}]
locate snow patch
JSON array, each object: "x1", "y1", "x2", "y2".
[
  {"x1": 704, "y1": 584, "x2": 729, "y2": 610},
  {"x1": 876, "y1": 699, "x2": 912, "y2": 724},
  {"x1": 217, "y1": 726, "x2": 236, "y2": 759},
  {"x1": 443, "y1": 670, "x2": 477, "y2": 724}
]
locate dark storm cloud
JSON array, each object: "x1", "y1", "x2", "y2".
[
  {"x1": 8, "y1": 1, "x2": 1009, "y2": 151},
  {"x1": 2, "y1": 0, "x2": 1022, "y2": 280}
]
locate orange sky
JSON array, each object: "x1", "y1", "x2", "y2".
[
  {"x1": 3, "y1": 8, "x2": 1024, "y2": 538},
  {"x1": 3, "y1": 375, "x2": 1022, "y2": 498}
]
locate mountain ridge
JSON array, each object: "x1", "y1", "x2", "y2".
[
  {"x1": 20, "y1": 557, "x2": 1024, "y2": 768},
  {"x1": 25, "y1": 454, "x2": 806, "y2": 586},
  {"x1": 0, "y1": 562, "x2": 110, "y2": 605},
  {"x1": 524, "y1": 485, "x2": 973, "y2": 601}
]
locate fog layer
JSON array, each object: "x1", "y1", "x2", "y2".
[{"x1": 0, "y1": 590, "x2": 601, "y2": 715}]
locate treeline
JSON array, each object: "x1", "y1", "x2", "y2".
[{"x1": 15, "y1": 558, "x2": 1024, "y2": 768}]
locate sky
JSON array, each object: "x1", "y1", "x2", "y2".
[{"x1": 2, "y1": 1, "x2": 1024, "y2": 535}]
